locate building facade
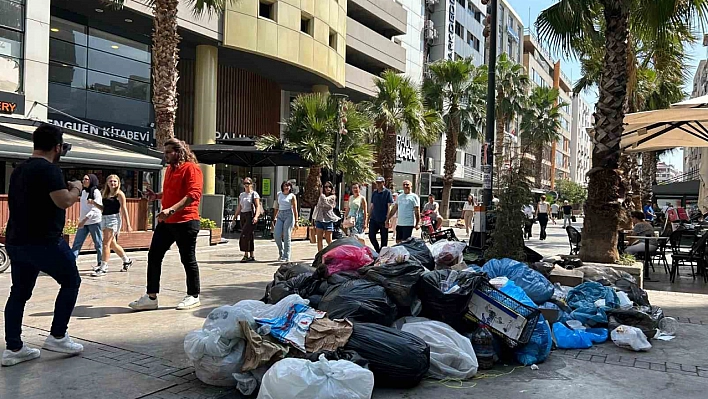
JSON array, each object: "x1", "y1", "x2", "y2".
[
  {"x1": 0, "y1": 0, "x2": 413, "y2": 207},
  {"x1": 684, "y1": 59, "x2": 708, "y2": 175},
  {"x1": 571, "y1": 93, "x2": 593, "y2": 186},
  {"x1": 656, "y1": 161, "x2": 679, "y2": 183},
  {"x1": 522, "y1": 32, "x2": 573, "y2": 190}
]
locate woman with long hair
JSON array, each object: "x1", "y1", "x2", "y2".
[
  {"x1": 235, "y1": 177, "x2": 260, "y2": 262},
  {"x1": 344, "y1": 183, "x2": 367, "y2": 236},
  {"x1": 72, "y1": 174, "x2": 103, "y2": 268},
  {"x1": 92, "y1": 174, "x2": 133, "y2": 276},
  {"x1": 273, "y1": 181, "x2": 299, "y2": 262},
  {"x1": 535, "y1": 194, "x2": 555, "y2": 240},
  {"x1": 314, "y1": 181, "x2": 339, "y2": 251},
  {"x1": 462, "y1": 194, "x2": 476, "y2": 235}
]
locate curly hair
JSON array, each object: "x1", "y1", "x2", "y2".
[{"x1": 164, "y1": 138, "x2": 198, "y2": 163}]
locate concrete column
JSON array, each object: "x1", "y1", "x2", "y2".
[
  {"x1": 24, "y1": 0, "x2": 51, "y2": 120},
  {"x1": 312, "y1": 85, "x2": 330, "y2": 94},
  {"x1": 193, "y1": 45, "x2": 218, "y2": 194}
]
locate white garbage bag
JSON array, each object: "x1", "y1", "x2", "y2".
[
  {"x1": 184, "y1": 329, "x2": 236, "y2": 361},
  {"x1": 251, "y1": 294, "x2": 309, "y2": 320},
  {"x1": 257, "y1": 355, "x2": 374, "y2": 399},
  {"x1": 233, "y1": 366, "x2": 269, "y2": 396},
  {"x1": 193, "y1": 340, "x2": 246, "y2": 387},
  {"x1": 203, "y1": 300, "x2": 269, "y2": 340},
  {"x1": 611, "y1": 325, "x2": 652, "y2": 352},
  {"x1": 401, "y1": 320, "x2": 478, "y2": 379}
]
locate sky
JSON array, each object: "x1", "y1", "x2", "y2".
[{"x1": 507, "y1": 0, "x2": 705, "y2": 172}]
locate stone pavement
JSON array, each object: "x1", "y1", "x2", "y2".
[{"x1": 0, "y1": 222, "x2": 706, "y2": 398}]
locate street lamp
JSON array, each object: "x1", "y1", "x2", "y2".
[
  {"x1": 482, "y1": 0, "x2": 497, "y2": 207},
  {"x1": 331, "y1": 93, "x2": 349, "y2": 207}
]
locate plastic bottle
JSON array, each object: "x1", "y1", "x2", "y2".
[{"x1": 471, "y1": 325, "x2": 496, "y2": 370}]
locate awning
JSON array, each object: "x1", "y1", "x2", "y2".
[
  {"x1": 0, "y1": 117, "x2": 164, "y2": 170},
  {"x1": 671, "y1": 95, "x2": 708, "y2": 109},
  {"x1": 619, "y1": 108, "x2": 708, "y2": 152},
  {"x1": 191, "y1": 143, "x2": 310, "y2": 167}
]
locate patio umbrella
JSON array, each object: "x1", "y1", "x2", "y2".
[
  {"x1": 190, "y1": 144, "x2": 311, "y2": 167},
  {"x1": 619, "y1": 108, "x2": 708, "y2": 153}
]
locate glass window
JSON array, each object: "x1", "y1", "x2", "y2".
[
  {"x1": 50, "y1": 17, "x2": 87, "y2": 46},
  {"x1": 88, "y1": 48, "x2": 150, "y2": 82},
  {"x1": 0, "y1": 27, "x2": 23, "y2": 58},
  {"x1": 455, "y1": 22, "x2": 463, "y2": 38},
  {"x1": 49, "y1": 62, "x2": 86, "y2": 88},
  {"x1": 0, "y1": 0, "x2": 24, "y2": 31},
  {"x1": 48, "y1": 82, "x2": 87, "y2": 118},
  {"x1": 86, "y1": 90, "x2": 152, "y2": 127},
  {"x1": 49, "y1": 38, "x2": 87, "y2": 67},
  {"x1": 0, "y1": 55, "x2": 21, "y2": 92},
  {"x1": 87, "y1": 70, "x2": 150, "y2": 101},
  {"x1": 88, "y1": 28, "x2": 150, "y2": 64}
]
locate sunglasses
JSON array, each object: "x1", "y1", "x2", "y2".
[
  {"x1": 61, "y1": 142, "x2": 72, "y2": 156},
  {"x1": 243, "y1": 182, "x2": 252, "y2": 185},
  {"x1": 403, "y1": 184, "x2": 411, "y2": 187},
  {"x1": 324, "y1": 185, "x2": 332, "y2": 189}
]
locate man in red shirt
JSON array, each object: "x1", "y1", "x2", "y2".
[{"x1": 129, "y1": 138, "x2": 204, "y2": 311}]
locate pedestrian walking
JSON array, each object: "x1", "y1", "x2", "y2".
[
  {"x1": 523, "y1": 203, "x2": 535, "y2": 239},
  {"x1": 562, "y1": 200, "x2": 574, "y2": 228},
  {"x1": 462, "y1": 195, "x2": 476, "y2": 235},
  {"x1": 129, "y1": 138, "x2": 203, "y2": 311},
  {"x1": 273, "y1": 181, "x2": 299, "y2": 262},
  {"x1": 71, "y1": 174, "x2": 103, "y2": 268},
  {"x1": 551, "y1": 201, "x2": 560, "y2": 220},
  {"x1": 3, "y1": 124, "x2": 84, "y2": 367},
  {"x1": 535, "y1": 195, "x2": 554, "y2": 240},
  {"x1": 93, "y1": 174, "x2": 133, "y2": 277},
  {"x1": 344, "y1": 183, "x2": 367, "y2": 236},
  {"x1": 235, "y1": 177, "x2": 260, "y2": 263},
  {"x1": 367, "y1": 177, "x2": 393, "y2": 252},
  {"x1": 386, "y1": 180, "x2": 420, "y2": 243},
  {"x1": 314, "y1": 181, "x2": 339, "y2": 252}
]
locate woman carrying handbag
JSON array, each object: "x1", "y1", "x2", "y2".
[{"x1": 235, "y1": 177, "x2": 261, "y2": 262}]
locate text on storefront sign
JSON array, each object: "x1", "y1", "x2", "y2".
[
  {"x1": 0, "y1": 101, "x2": 18, "y2": 114},
  {"x1": 396, "y1": 135, "x2": 417, "y2": 162}
]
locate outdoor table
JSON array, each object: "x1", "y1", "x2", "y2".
[{"x1": 625, "y1": 235, "x2": 670, "y2": 282}]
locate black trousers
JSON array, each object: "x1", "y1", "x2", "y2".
[
  {"x1": 239, "y1": 212, "x2": 255, "y2": 252},
  {"x1": 147, "y1": 220, "x2": 200, "y2": 296},
  {"x1": 538, "y1": 213, "x2": 549, "y2": 240},
  {"x1": 368, "y1": 219, "x2": 388, "y2": 253}
]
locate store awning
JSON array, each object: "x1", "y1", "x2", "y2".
[
  {"x1": 191, "y1": 143, "x2": 311, "y2": 167},
  {"x1": 0, "y1": 117, "x2": 164, "y2": 170},
  {"x1": 619, "y1": 108, "x2": 708, "y2": 152}
]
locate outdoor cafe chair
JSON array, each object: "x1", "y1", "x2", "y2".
[
  {"x1": 566, "y1": 226, "x2": 581, "y2": 255},
  {"x1": 650, "y1": 236, "x2": 670, "y2": 275},
  {"x1": 669, "y1": 230, "x2": 707, "y2": 283}
]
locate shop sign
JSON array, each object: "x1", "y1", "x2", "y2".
[
  {"x1": 446, "y1": 1, "x2": 456, "y2": 60},
  {"x1": 300, "y1": 208, "x2": 311, "y2": 221},
  {"x1": 0, "y1": 92, "x2": 25, "y2": 115},
  {"x1": 262, "y1": 178, "x2": 271, "y2": 196},
  {"x1": 396, "y1": 134, "x2": 417, "y2": 163},
  {"x1": 216, "y1": 131, "x2": 252, "y2": 142},
  {"x1": 47, "y1": 114, "x2": 155, "y2": 147}
]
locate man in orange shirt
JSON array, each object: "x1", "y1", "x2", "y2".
[{"x1": 129, "y1": 138, "x2": 204, "y2": 311}]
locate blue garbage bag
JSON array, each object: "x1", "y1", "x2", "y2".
[
  {"x1": 566, "y1": 282, "x2": 620, "y2": 311},
  {"x1": 570, "y1": 306, "x2": 608, "y2": 327},
  {"x1": 483, "y1": 258, "x2": 554, "y2": 304},
  {"x1": 583, "y1": 328, "x2": 608, "y2": 343},
  {"x1": 553, "y1": 322, "x2": 592, "y2": 349},
  {"x1": 498, "y1": 281, "x2": 552, "y2": 366}
]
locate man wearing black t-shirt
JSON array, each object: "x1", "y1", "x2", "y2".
[
  {"x1": 2, "y1": 124, "x2": 85, "y2": 367},
  {"x1": 562, "y1": 200, "x2": 574, "y2": 228}
]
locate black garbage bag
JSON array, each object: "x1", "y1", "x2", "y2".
[
  {"x1": 318, "y1": 280, "x2": 397, "y2": 326},
  {"x1": 304, "y1": 348, "x2": 369, "y2": 369},
  {"x1": 417, "y1": 270, "x2": 487, "y2": 330},
  {"x1": 308, "y1": 295, "x2": 323, "y2": 309},
  {"x1": 360, "y1": 258, "x2": 426, "y2": 309},
  {"x1": 262, "y1": 262, "x2": 317, "y2": 302},
  {"x1": 344, "y1": 323, "x2": 430, "y2": 388},
  {"x1": 313, "y1": 237, "x2": 364, "y2": 273},
  {"x1": 614, "y1": 278, "x2": 650, "y2": 306},
  {"x1": 395, "y1": 238, "x2": 434, "y2": 270},
  {"x1": 268, "y1": 273, "x2": 321, "y2": 304},
  {"x1": 607, "y1": 306, "x2": 664, "y2": 339},
  {"x1": 326, "y1": 270, "x2": 362, "y2": 286}
]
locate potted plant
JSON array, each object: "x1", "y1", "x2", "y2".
[
  {"x1": 200, "y1": 218, "x2": 221, "y2": 245},
  {"x1": 62, "y1": 220, "x2": 80, "y2": 246},
  {"x1": 291, "y1": 216, "x2": 310, "y2": 241}
]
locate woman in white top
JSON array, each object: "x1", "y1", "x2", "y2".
[
  {"x1": 535, "y1": 194, "x2": 554, "y2": 240},
  {"x1": 462, "y1": 194, "x2": 476, "y2": 235},
  {"x1": 71, "y1": 174, "x2": 104, "y2": 267},
  {"x1": 235, "y1": 177, "x2": 261, "y2": 262},
  {"x1": 272, "y1": 181, "x2": 299, "y2": 262}
]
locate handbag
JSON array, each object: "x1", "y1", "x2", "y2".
[
  {"x1": 571, "y1": 215, "x2": 577, "y2": 222},
  {"x1": 342, "y1": 217, "x2": 355, "y2": 229},
  {"x1": 250, "y1": 192, "x2": 260, "y2": 220}
]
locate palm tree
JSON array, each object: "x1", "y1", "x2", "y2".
[
  {"x1": 494, "y1": 53, "x2": 529, "y2": 177},
  {"x1": 105, "y1": 0, "x2": 235, "y2": 146},
  {"x1": 257, "y1": 93, "x2": 376, "y2": 207},
  {"x1": 422, "y1": 58, "x2": 488, "y2": 218},
  {"x1": 536, "y1": 0, "x2": 707, "y2": 263},
  {"x1": 367, "y1": 71, "x2": 442, "y2": 189},
  {"x1": 520, "y1": 87, "x2": 566, "y2": 189}
]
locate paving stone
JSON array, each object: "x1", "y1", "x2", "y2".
[
  {"x1": 171, "y1": 368, "x2": 195, "y2": 377},
  {"x1": 150, "y1": 367, "x2": 182, "y2": 378},
  {"x1": 666, "y1": 362, "x2": 682, "y2": 370},
  {"x1": 576, "y1": 353, "x2": 592, "y2": 361},
  {"x1": 650, "y1": 363, "x2": 666, "y2": 372},
  {"x1": 634, "y1": 361, "x2": 650, "y2": 369},
  {"x1": 119, "y1": 362, "x2": 152, "y2": 374},
  {"x1": 167, "y1": 383, "x2": 199, "y2": 394},
  {"x1": 590, "y1": 355, "x2": 607, "y2": 363},
  {"x1": 681, "y1": 364, "x2": 698, "y2": 373},
  {"x1": 666, "y1": 368, "x2": 698, "y2": 377},
  {"x1": 699, "y1": 370, "x2": 708, "y2": 378},
  {"x1": 159, "y1": 374, "x2": 188, "y2": 384}
]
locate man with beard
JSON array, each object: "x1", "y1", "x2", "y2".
[{"x1": 3, "y1": 124, "x2": 84, "y2": 366}]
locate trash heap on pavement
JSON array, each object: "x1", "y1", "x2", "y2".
[{"x1": 183, "y1": 237, "x2": 677, "y2": 397}]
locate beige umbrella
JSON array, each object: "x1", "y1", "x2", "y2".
[{"x1": 620, "y1": 108, "x2": 708, "y2": 153}]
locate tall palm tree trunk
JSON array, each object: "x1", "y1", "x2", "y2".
[
  {"x1": 380, "y1": 127, "x2": 397, "y2": 189},
  {"x1": 152, "y1": 0, "x2": 180, "y2": 147},
  {"x1": 495, "y1": 117, "x2": 506, "y2": 189},
  {"x1": 641, "y1": 151, "x2": 656, "y2": 204},
  {"x1": 580, "y1": 0, "x2": 630, "y2": 263},
  {"x1": 441, "y1": 114, "x2": 459, "y2": 219},
  {"x1": 304, "y1": 164, "x2": 322, "y2": 209},
  {"x1": 534, "y1": 143, "x2": 544, "y2": 189}
]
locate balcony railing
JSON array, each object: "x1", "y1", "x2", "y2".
[{"x1": 463, "y1": 166, "x2": 483, "y2": 181}]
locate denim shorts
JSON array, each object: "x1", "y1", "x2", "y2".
[{"x1": 315, "y1": 221, "x2": 334, "y2": 231}]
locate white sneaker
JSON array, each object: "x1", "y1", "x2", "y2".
[
  {"x1": 1, "y1": 345, "x2": 40, "y2": 366},
  {"x1": 91, "y1": 266, "x2": 107, "y2": 277},
  {"x1": 176, "y1": 295, "x2": 200, "y2": 310},
  {"x1": 43, "y1": 334, "x2": 83, "y2": 355},
  {"x1": 129, "y1": 294, "x2": 158, "y2": 311}
]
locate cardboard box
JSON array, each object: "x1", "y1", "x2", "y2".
[
  {"x1": 466, "y1": 289, "x2": 530, "y2": 342},
  {"x1": 548, "y1": 267, "x2": 584, "y2": 287}
]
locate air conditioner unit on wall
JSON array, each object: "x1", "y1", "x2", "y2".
[
  {"x1": 426, "y1": 0, "x2": 440, "y2": 7},
  {"x1": 424, "y1": 27, "x2": 438, "y2": 41}
]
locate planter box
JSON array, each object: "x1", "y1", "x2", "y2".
[
  {"x1": 291, "y1": 226, "x2": 308, "y2": 241},
  {"x1": 309, "y1": 226, "x2": 317, "y2": 244},
  {"x1": 64, "y1": 231, "x2": 154, "y2": 252},
  {"x1": 209, "y1": 228, "x2": 222, "y2": 246}
]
